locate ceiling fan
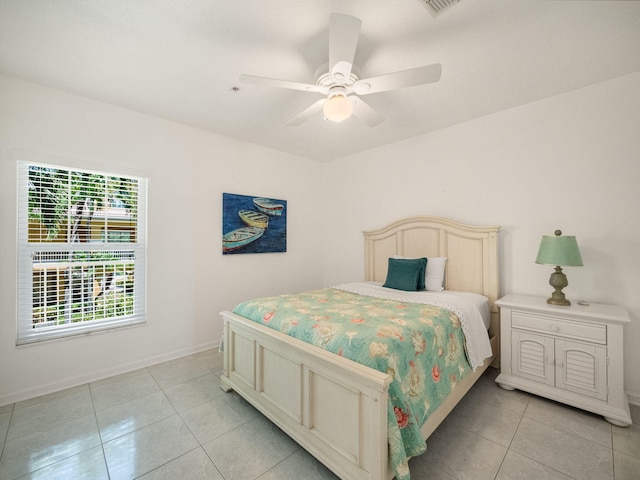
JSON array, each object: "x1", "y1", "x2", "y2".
[{"x1": 239, "y1": 13, "x2": 442, "y2": 127}]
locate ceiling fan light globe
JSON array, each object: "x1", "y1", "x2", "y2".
[{"x1": 323, "y1": 94, "x2": 353, "y2": 122}]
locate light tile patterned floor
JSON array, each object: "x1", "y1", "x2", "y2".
[{"x1": 0, "y1": 349, "x2": 638, "y2": 479}]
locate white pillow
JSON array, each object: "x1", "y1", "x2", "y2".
[
  {"x1": 425, "y1": 257, "x2": 447, "y2": 291},
  {"x1": 392, "y1": 255, "x2": 447, "y2": 291}
]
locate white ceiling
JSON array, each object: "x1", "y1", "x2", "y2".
[{"x1": 1, "y1": 0, "x2": 639, "y2": 162}]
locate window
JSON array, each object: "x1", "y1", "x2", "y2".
[{"x1": 17, "y1": 161, "x2": 147, "y2": 344}]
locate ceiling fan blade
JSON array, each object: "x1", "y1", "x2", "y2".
[
  {"x1": 239, "y1": 74, "x2": 327, "y2": 94},
  {"x1": 353, "y1": 63, "x2": 442, "y2": 95},
  {"x1": 286, "y1": 99, "x2": 326, "y2": 126},
  {"x1": 329, "y1": 13, "x2": 361, "y2": 84},
  {"x1": 350, "y1": 97, "x2": 385, "y2": 127}
]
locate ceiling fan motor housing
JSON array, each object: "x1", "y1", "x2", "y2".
[
  {"x1": 327, "y1": 85, "x2": 348, "y2": 99},
  {"x1": 315, "y1": 63, "x2": 359, "y2": 90}
]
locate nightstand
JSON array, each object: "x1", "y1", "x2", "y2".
[{"x1": 495, "y1": 294, "x2": 632, "y2": 426}]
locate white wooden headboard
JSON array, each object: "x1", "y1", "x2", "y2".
[{"x1": 363, "y1": 215, "x2": 501, "y2": 318}]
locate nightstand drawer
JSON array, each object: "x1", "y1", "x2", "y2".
[{"x1": 512, "y1": 311, "x2": 606, "y2": 344}]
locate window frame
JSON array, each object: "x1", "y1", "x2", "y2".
[{"x1": 16, "y1": 161, "x2": 147, "y2": 345}]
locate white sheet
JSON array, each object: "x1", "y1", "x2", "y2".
[{"x1": 333, "y1": 282, "x2": 493, "y2": 370}]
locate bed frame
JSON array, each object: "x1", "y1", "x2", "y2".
[{"x1": 220, "y1": 216, "x2": 500, "y2": 480}]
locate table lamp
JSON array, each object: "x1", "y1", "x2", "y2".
[{"x1": 535, "y1": 230, "x2": 583, "y2": 306}]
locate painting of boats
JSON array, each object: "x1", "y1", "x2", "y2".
[
  {"x1": 222, "y1": 226, "x2": 265, "y2": 252},
  {"x1": 239, "y1": 209, "x2": 269, "y2": 228},
  {"x1": 253, "y1": 197, "x2": 284, "y2": 216},
  {"x1": 223, "y1": 193, "x2": 287, "y2": 254}
]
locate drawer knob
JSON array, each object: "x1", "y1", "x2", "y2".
[{"x1": 550, "y1": 324, "x2": 559, "y2": 332}]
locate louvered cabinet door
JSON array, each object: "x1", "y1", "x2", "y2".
[
  {"x1": 511, "y1": 330, "x2": 555, "y2": 386},
  {"x1": 555, "y1": 339, "x2": 607, "y2": 401}
]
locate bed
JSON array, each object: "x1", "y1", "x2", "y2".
[{"x1": 220, "y1": 216, "x2": 500, "y2": 480}]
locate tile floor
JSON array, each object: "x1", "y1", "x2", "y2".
[{"x1": 0, "y1": 349, "x2": 638, "y2": 479}]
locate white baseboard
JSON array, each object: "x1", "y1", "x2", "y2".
[
  {"x1": 627, "y1": 390, "x2": 640, "y2": 408},
  {"x1": 0, "y1": 340, "x2": 219, "y2": 407}
]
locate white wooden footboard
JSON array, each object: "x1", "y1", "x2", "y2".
[{"x1": 220, "y1": 311, "x2": 393, "y2": 480}]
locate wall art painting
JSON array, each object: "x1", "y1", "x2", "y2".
[{"x1": 222, "y1": 193, "x2": 287, "y2": 254}]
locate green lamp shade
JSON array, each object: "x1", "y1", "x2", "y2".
[{"x1": 535, "y1": 231, "x2": 583, "y2": 267}]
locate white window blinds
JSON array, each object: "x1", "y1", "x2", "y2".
[{"x1": 17, "y1": 161, "x2": 147, "y2": 345}]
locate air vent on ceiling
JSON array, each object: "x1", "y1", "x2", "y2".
[{"x1": 419, "y1": 0, "x2": 460, "y2": 16}]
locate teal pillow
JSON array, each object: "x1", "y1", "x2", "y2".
[
  {"x1": 382, "y1": 258, "x2": 424, "y2": 291},
  {"x1": 390, "y1": 257, "x2": 428, "y2": 290}
]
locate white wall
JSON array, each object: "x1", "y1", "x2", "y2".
[
  {"x1": 2, "y1": 71, "x2": 639, "y2": 407},
  {"x1": 321, "y1": 72, "x2": 640, "y2": 403},
  {"x1": 0, "y1": 75, "x2": 324, "y2": 406}
]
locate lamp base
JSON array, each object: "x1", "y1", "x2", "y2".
[
  {"x1": 547, "y1": 266, "x2": 571, "y2": 306},
  {"x1": 547, "y1": 294, "x2": 571, "y2": 306}
]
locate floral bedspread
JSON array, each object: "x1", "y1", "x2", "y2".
[{"x1": 232, "y1": 287, "x2": 473, "y2": 480}]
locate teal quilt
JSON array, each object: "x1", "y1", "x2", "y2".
[{"x1": 233, "y1": 287, "x2": 472, "y2": 480}]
